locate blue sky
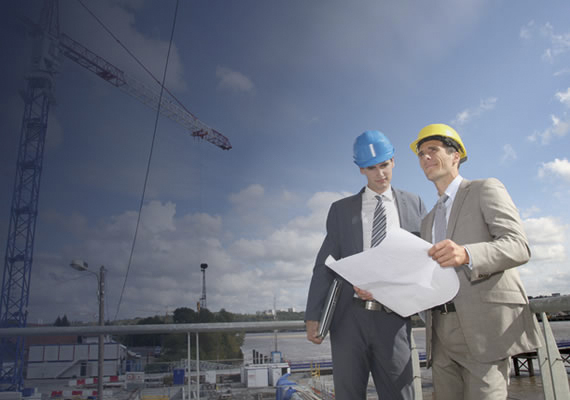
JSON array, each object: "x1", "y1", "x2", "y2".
[{"x1": 1, "y1": 0, "x2": 569, "y2": 324}]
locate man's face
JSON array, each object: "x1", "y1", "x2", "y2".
[
  {"x1": 417, "y1": 140, "x2": 459, "y2": 183},
  {"x1": 360, "y1": 158, "x2": 394, "y2": 194}
]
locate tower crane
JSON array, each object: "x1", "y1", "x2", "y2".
[{"x1": 0, "y1": 0, "x2": 231, "y2": 392}]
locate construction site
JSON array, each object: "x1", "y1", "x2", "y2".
[{"x1": 1, "y1": 1, "x2": 570, "y2": 400}]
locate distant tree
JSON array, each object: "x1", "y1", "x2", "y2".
[
  {"x1": 216, "y1": 308, "x2": 233, "y2": 322},
  {"x1": 54, "y1": 315, "x2": 70, "y2": 326},
  {"x1": 160, "y1": 307, "x2": 244, "y2": 361},
  {"x1": 119, "y1": 316, "x2": 165, "y2": 348},
  {"x1": 198, "y1": 308, "x2": 215, "y2": 323},
  {"x1": 173, "y1": 307, "x2": 197, "y2": 323}
]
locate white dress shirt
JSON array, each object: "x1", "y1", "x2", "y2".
[
  {"x1": 432, "y1": 175, "x2": 472, "y2": 268},
  {"x1": 362, "y1": 185, "x2": 400, "y2": 251}
]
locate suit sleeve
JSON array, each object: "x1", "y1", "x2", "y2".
[
  {"x1": 464, "y1": 178, "x2": 531, "y2": 281},
  {"x1": 305, "y1": 202, "x2": 341, "y2": 321}
]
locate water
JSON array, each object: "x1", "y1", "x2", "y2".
[{"x1": 242, "y1": 320, "x2": 570, "y2": 363}]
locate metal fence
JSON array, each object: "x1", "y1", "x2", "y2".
[{"x1": 0, "y1": 296, "x2": 569, "y2": 399}]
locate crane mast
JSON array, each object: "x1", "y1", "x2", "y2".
[
  {"x1": 0, "y1": 0, "x2": 59, "y2": 391},
  {"x1": 1, "y1": 0, "x2": 230, "y2": 392}
]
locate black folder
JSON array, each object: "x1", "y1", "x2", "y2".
[{"x1": 317, "y1": 278, "x2": 342, "y2": 339}]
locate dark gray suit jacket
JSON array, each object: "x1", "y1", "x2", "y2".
[{"x1": 306, "y1": 186, "x2": 426, "y2": 329}]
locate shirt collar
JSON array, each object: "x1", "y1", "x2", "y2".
[
  {"x1": 442, "y1": 175, "x2": 463, "y2": 204},
  {"x1": 364, "y1": 185, "x2": 393, "y2": 202}
]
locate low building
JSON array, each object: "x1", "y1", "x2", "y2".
[{"x1": 26, "y1": 336, "x2": 130, "y2": 379}]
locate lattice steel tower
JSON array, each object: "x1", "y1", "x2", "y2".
[
  {"x1": 1, "y1": 0, "x2": 231, "y2": 392},
  {"x1": 0, "y1": 0, "x2": 59, "y2": 391}
]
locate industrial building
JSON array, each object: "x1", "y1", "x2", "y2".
[{"x1": 26, "y1": 336, "x2": 133, "y2": 380}]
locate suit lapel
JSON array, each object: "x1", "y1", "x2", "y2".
[
  {"x1": 393, "y1": 188, "x2": 406, "y2": 229},
  {"x1": 350, "y1": 188, "x2": 365, "y2": 252},
  {"x1": 447, "y1": 179, "x2": 471, "y2": 239},
  {"x1": 423, "y1": 209, "x2": 435, "y2": 243}
]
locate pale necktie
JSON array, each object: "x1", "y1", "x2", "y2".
[
  {"x1": 433, "y1": 194, "x2": 449, "y2": 243},
  {"x1": 371, "y1": 195, "x2": 387, "y2": 247}
]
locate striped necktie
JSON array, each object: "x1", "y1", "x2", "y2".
[
  {"x1": 433, "y1": 194, "x2": 449, "y2": 243},
  {"x1": 371, "y1": 195, "x2": 387, "y2": 247}
]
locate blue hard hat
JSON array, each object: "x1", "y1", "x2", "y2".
[{"x1": 353, "y1": 130, "x2": 395, "y2": 168}]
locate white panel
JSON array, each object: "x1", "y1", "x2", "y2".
[
  {"x1": 43, "y1": 345, "x2": 59, "y2": 361},
  {"x1": 28, "y1": 346, "x2": 44, "y2": 362},
  {"x1": 74, "y1": 344, "x2": 88, "y2": 360},
  {"x1": 104, "y1": 343, "x2": 119, "y2": 359},
  {"x1": 58, "y1": 345, "x2": 74, "y2": 361}
]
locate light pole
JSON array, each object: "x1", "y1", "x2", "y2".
[{"x1": 70, "y1": 259, "x2": 105, "y2": 400}]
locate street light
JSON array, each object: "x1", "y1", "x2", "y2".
[{"x1": 70, "y1": 259, "x2": 105, "y2": 400}]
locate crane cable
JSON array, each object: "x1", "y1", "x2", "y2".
[
  {"x1": 76, "y1": 0, "x2": 195, "y2": 118},
  {"x1": 117, "y1": 0, "x2": 180, "y2": 320},
  {"x1": 76, "y1": 0, "x2": 182, "y2": 320}
]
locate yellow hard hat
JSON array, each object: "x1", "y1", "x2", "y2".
[{"x1": 410, "y1": 123, "x2": 467, "y2": 163}]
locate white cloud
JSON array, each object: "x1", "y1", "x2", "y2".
[
  {"x1": 520, "y1": 21, "x2": 570, "y2": 64},
  {"x1": 554, "y1": 68, "x2": 570, "y2": 77},
  {"x1": 555, "y1": 88, "x2": 570, "y2": 107},
  {"x1": 539, "y1": 22, "x2": 570, "y2": 63},
  {"x1": 229, "y1": 184, "x2": 265, "y2": 208},
  {"x1": 519, "y1": 20, "x2": 535, "y2": 40},
  {"x1": 500, "y1": 144, "x2": 517, "y2": 164},
  {"x1": 26, "y1": 189, "x2": 353, "y2": 322},
  {"x1": 527, "y1": 114, "x2": 570, "y2": 144},
  {"x1": 141, "y1": 200, "x2": 176, "y2": 234},
  {"x1": 61, "y1": 0, "x2": 187, "y2": 91},
  {"x1": 521, "y1": 205, "x2": 541, "y2": 219},
  {"x1": 523, "y1": 217, "x2": 568, "y2": 262},
  {"x1": 451, "y1": 97, "x2": 497, "y2": 126},
  {"x1": 216, "y1": 66, "x2": 255, "y2": 92},
  {"x1": 538, "y1": 158, "x2": 570, "y2": 182}
]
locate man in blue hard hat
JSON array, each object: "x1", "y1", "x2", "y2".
[{"x1": 305, "y1": 130, "x2": 426, "y2": 400}]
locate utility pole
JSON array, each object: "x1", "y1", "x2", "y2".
[{"x1": 97, "y1": 265, "x2": 105, "y2": 400}]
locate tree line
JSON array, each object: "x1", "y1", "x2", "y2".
[{"x1": 112, "y1": 307, "x2": 305, "y2": 362}]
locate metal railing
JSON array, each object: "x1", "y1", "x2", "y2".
[{"x1": 0, "y1": 296, "x2": 569, "y2": 399}]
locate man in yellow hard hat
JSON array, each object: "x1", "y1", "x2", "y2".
[{"x1": 410, "y1": 124, "x2": 541, "y2": 399}]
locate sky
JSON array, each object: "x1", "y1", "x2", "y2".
[{"x1": 0, "y1": 0, "x2": 569, "y2": 325}]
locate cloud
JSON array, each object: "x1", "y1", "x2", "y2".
[
  {"x1": 521, "y1": 205, "x2": 541, "y2": 219},
  {"x1": 500, "y1": 144, "x2": 517, "y2": 164},
  {"x1": 141, "y1": 200, "x2": 176, "y2": 234},
  {"x1": 555, "y1": 88, "x2": 570, "y2": 107},
  {"x1": 61, "y1": 0, "x2": 187, "y2": 91},
  {"x1": 527, "y1": 114, "x2": 570, "y2": 144},
  {"x1": 229, "y1": 184, "x2": 265, "y2": 208},
  {"x1": 554, "y1": 68, "x2": 570, "y2": 77},
  {"x1": 523, "y1": 216, "x2": 568, "y2": 262},
  {"x1": 538, "y1": 158, "x2": 570, "y2": 182},
  {"x1": 216, "y1": 66, "x2": 254, "y2": 93},
  {"x1": 539, "y1": 22, "x2": 570, "y2": 63},
  {"x1": 26, "y1": 189, "x2": 352, "y2": 322},
  {"x1": 451, "y1": 97, "x2": 497, "y2": 126},
  {"x1": 519, "y1": 20, "x2": 535, "y2": 40},
  {"x1": 520, "y1": 21, "x2": 570, "y2": 64}
]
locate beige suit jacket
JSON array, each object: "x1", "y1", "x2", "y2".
[{"x1": 422, "y1": 178, "x2": 541, "y2": 364}]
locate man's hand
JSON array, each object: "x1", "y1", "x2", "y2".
[
  {"x1": 306, "y1": 320, "x2": 323, "y2": 344},
  {"x1": 428, "y1": 239, "x2": 469, "y2": 267},
  {"x1": 353, "y1": 286, "x2": 374, "y2": 300}
]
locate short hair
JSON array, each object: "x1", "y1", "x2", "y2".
[{"x1": 417, "y1": 135, "x2": 461, "y2": 154}]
